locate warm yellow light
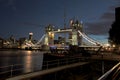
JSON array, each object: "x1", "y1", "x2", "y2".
[
  {"x1": 27, "y1": 51, "x2": 32, "y2": 54},
  {"x1": 105, "y1": 43, "x2": 110, "y2": 47},
  {"x1": 48, "y1": 32, "x2": 54, "y2": 39},
  {"x1": 112, "y1": 44, "x2": 116, "y2": 47},
  {"x1": 48, "y1": 32, "x2": 51, "y2": 36},
  {"x1": 51, "y1": 33, "x2": 54, "y2": 38}
]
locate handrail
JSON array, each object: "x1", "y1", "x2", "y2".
[
  {"x1": 0, "y1": 56, "x2": 89, "y2": 79},
  {"x1": 42, "y1": 56, "x2": 90, "y2": 70},
  {"x1": 98, "y1": 61, "x2": 120, "y2": 80}
]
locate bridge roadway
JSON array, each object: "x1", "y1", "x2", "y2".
[{"x1": 6, "y1": 53, "x2": 120, "y2": 80}]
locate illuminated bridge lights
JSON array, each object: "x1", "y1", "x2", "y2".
[
  {"x1": 28, "y1": 19, "x2": 103, "y2": 49},
  {"x1": 78, "y1": 30, "x2": 103, "y2": 46},
  {"x1": 29, "y1": 29, "x2": 103, "y2": 49}
]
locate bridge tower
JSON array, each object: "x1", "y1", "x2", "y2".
[
  {"x1": 70, "y1": 19, "x2": 83, "y2": 45},
  {"x1": 44, "y1": 24, "x2": 54, "y2": 46}
]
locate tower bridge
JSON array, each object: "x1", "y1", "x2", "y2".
[
  {"x1": 43, "y1": 19, "x2": 83, "y2": 46},
  {"x1": 24, "y1": 19, "x2": 103, "y2": 50}
]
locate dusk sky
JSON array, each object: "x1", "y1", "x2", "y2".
[{"x1": 0, "y1": 0, "x2": 120, "y2": 44}]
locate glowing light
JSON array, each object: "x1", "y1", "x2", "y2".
[
  {"x1": 104, "y1": 43, "x2": 110, "y2": 47},
  {"x1": 27, "y1": 51, "x2": 32, "y2": 54},
  {"x1": 51, "y1": 33, "x2": 54, "y2": 38},
  {"x1": 48, "y1": 32, "x2": 54, "y2": 39},
  {"x1": 78, "y1": 30, "x2": 96, "y2": 45},
  {"x1": 70, "y1": 20, "x2": 73, "y2": 25},
  {"x1": 58, "y1": 29, "x2": 60, "y2": 32},
  {"x1": 48, "y1": 32, "x2": 51, "y2": 36},
  {"x1": 29, "y1": 32, "x2": 33, "y2": 35},
  {"x1": 112, "y1": 44, "x2": 116, "y2": 47},
  {"x1": 23, "y1": 55, "x2": 32, "y2": 73},
  {"x1": 78, "y1": 30, "x2": 103, "y2": 45}
]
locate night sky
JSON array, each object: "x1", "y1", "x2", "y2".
[{"x1": 0, "y1": 0, "x2": 120, "y2": 44}]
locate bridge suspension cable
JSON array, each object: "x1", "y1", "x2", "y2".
[
  {"x1": 78, "y1": 30, "x2": 96, "y2": 45},
  {"x1": 82, "y1": 33, "x2": 97, "y2": 43},
  {"x1": 35, "y1": 34, "x2": 45, "y2": 46},
  {"x1": 78, "y1": 30, "x2": 103, "y2": 46},
  {"x1": 82, "y1": 32, "x2": 102, "y2": 45}
]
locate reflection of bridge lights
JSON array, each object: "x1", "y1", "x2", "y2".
[
  {"x1": 23, "y1": 54, "x2": 32, "y2": 73},
  {"x1": 27, "y1": 51, "x2": 32, "y2": 54}
]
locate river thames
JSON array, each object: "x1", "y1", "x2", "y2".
[{"x1": 0, "y1": 50, "x2": 44, "y2": 77}]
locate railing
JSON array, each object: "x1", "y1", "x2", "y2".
[
  {"x1": 42, "y1": 56, "x2": 90, "y2": 70},
  {"x1": 98, "y1": 61, "x2": 120, "y2": 80},
  {"x1": 0, "y1": 56, "x2": 90, "y2": 79},
  {"x1": 0, "y1": 62, "x2": 42, "y2": 79}
]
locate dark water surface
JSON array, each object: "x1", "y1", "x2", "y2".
[{"x1": 0, "y1": 50, "x2": 44, "y2": 78}]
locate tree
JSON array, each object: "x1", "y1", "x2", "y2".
[{"x1": 109, "y1": 21, "x2": 120, "y2": 46}]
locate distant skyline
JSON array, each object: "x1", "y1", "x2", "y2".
[{"x1": 0, "y1": 0, "x2": 120, "y2": 44}]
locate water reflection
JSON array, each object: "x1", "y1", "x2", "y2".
[
  {"x1": 0, "y1": 50, "x2": 44, "y2": 74},
  {"x1": 22, "y1": 51, "x2": 43, "y2": 73},
  {"x1": 23, "y1": 51, "x2": 32, "y2": 73}
]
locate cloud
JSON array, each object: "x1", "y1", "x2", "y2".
[
  {"x1": 84, "y1": 21, "x2": 113, "y2": 35},
  {"x1": 100, "y1": 12, "x2": 115, "y2": 21},
  {"x1": 84, "y1": 3, "x2": 117, "y2": 36}
]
